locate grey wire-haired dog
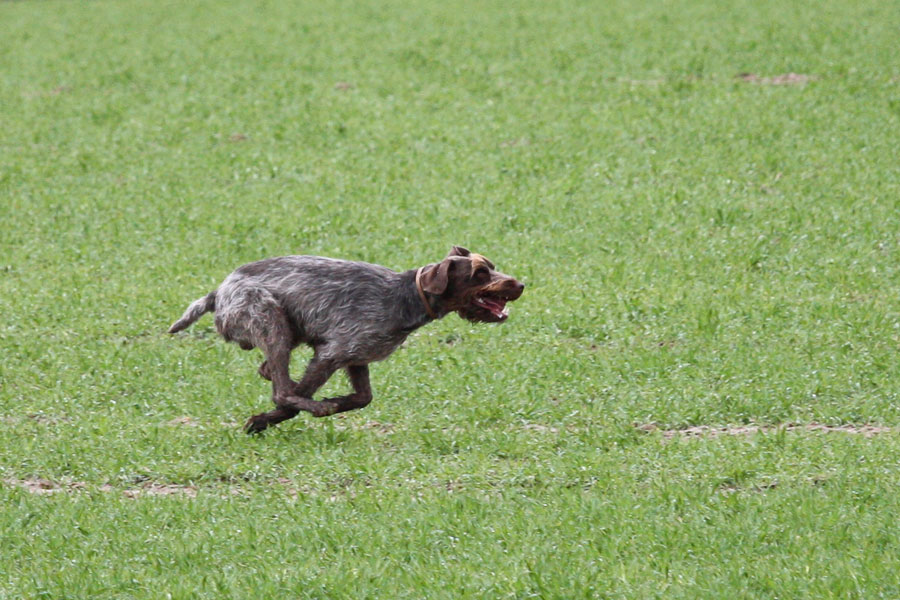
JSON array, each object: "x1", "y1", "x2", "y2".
[{"x1": 168, "y1": 246, "x2": 524, "y2": 433}]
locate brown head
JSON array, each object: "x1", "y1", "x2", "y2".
[{"x1": 416, "y1": 246, "x2": 525, "y2": 323}]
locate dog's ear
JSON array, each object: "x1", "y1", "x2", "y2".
[
  {"x1": 448, "y1": 246, "x2": 470, "y2": 258},
  {"x1": 420, "y1": 259, "x2": 454, "y2": 294}
]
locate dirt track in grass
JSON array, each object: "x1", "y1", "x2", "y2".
[{"x1": 637, "y1": 422, "x2": 894, "y2": 439}]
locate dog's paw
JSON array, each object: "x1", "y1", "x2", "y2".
[
  {"x1": 243, "y1": 414, "x2": 271, "y2": 435},
  {"x1": 310, "y1": 401, "x2": 338, "y2": 418}
]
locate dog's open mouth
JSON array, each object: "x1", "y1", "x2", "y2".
[
  {"x1": 465, "y1": 293, "x2": 516, "y2": 322},
  {"x1": 454, "y1": 277, "x2": 524, "y2": 324},
  {"x1": 474, "y1": 294, "x2": 510, "y2": 320}
]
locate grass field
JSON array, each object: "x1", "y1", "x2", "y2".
[{"x1": 3, "y1": 0, "x2": 900, "y2": 596}]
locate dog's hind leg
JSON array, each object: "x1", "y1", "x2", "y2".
[
  {"x1": 231, "y1": 300, "x2": 302, "y2": 433},
  {"x1": 244, "y1": 343, "x2": 341, "y2": 433}
]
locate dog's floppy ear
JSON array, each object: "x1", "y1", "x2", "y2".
[
  {"x1": 421, "y1": 247, "x2": 468, "y2": 294},
  {"x1": 419, "y1": 259, "x2": 454, "y2": 294},
  {"x1": 448, "y1": 246, "x2": 470, "y2": 258}
]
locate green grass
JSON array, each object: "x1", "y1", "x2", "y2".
[{"x1": 3, "y1": 0, "x2": 900, "y2": 596}]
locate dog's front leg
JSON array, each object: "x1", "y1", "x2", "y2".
[{"x1": 318, "y1": 365, "x2": 373, "y2": 415}]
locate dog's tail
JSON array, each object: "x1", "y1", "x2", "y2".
[{"x1": 168, "y1": 291, "x2": 216, "y2": 334}]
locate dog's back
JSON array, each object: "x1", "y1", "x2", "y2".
[{"x1": 214, "y1": 256, "x2": 415, "y2": 360}]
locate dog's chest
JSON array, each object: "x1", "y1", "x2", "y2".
[{"x1": 345, "y1": 328, "x2": 411, "y2": 363}]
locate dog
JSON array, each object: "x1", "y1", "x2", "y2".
[{"x1": 168, "y1": 246, "x2": 524, "y2": 433}]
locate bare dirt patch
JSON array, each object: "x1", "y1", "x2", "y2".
[
  {"x1": 4, "y1": 478, "x2": 198, "y2": 498},
  {"x1": 360, "y1": 420, "x2": 396, "y2": 434},
  {"x1": 738, "y1": 72, "x2": 815, "y2": 85},
  {"x1": 4, "y1": 478, "x2": 86, "y2": 494},
  {"x1": 103, "y1": 483, "x2": 198, "y2": 498},
  {"x1": 523, "y1": 423, "x2": 560, "y2": 434},
  {"x1": 717, "y1": 480, "x2": 779, "y2": 494},
  {"x1": 2, "y1": 414, "x2": 73, "y2": 426},
  {"x1": 22, "y1": 85, "x2": 72, "y2": 99},
  {"x1": 636, "y1": 422, "x2": 894, "y2": 439},
  {"x1": 27, "y1": 413, "x2": 72, "y2": 425}
]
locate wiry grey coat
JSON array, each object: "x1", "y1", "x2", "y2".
[{"x1": 169, "y1": 247, "x2": 524, "y2": 433}]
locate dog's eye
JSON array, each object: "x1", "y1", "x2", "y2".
[{"x1": 474, "y1": 266, "x2": 490, "y2": 279}]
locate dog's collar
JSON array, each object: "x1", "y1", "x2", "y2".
[{"x1": 415, "y1": 267, "x2": 438, "y2": 319}]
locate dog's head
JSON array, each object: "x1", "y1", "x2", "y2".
[{"x1": 418, "y1": 246, "x2": 524, "y2": 323}]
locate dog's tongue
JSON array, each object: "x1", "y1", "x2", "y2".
[{"x1": 479, "y1": 297, "x2": 508, "y2": 319}]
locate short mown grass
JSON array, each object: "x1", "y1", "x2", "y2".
[{"x1": 3, "y1": 0, "x2": 900, "y2": 597}]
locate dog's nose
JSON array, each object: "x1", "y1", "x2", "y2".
[{"x1": 515, "y1": 281, "x2": 525, "y2": 295}]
